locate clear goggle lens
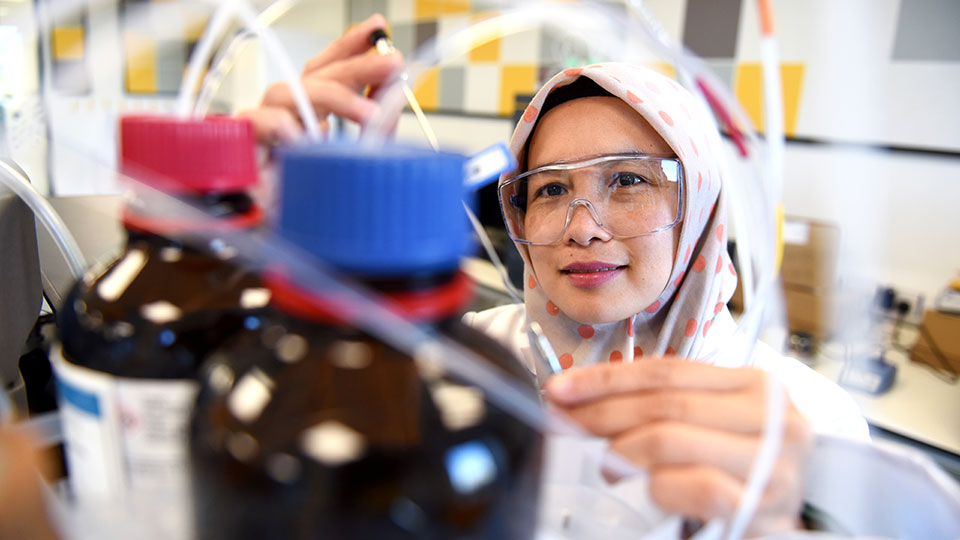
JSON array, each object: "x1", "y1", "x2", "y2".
[{"x1": 499, "y1": 154, "x2": 683, "y2": 245}]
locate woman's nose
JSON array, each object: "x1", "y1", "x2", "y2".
[{"x1": 562, "y1": 198, "x2": 613, "y2": 245}]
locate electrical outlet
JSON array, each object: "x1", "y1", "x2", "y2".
[{"x1": 890, "y1": 287, "x2": 925, "y2": 324}]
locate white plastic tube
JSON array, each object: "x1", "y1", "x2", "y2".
[
  {"x1": 176, "y1": 0, "x2": 321, "y2": 140},
  {"x1": 224, "y1": 0, "x2": 322, "y2": 140},
  {"x1": 193, "y1": 0, "x2": 301, "y2": 117},
  {"x1": 760, "y1": 35, "x2": 785, "y2": 204},
  {"x1": 35, "y1": 0, "x2": 318, "y2": 138},
  {"x1": 176, "y1": 1, "x2": 236, "y2": 118},
  {"x1": 0, "y1": 159, "x2": 86, "y2": 279},
  {"x1": 724, "y1": 376, "x2": 787, "y2": 540},
  {"x1": 362, "y1": 2, "x2": 633, "y2": 146},
  {"x1": 463, "y1": 203, "x2": 522, "y2": 305}
]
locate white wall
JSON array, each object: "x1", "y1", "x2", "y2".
[
  {"x1": 781, "y1": 143, "x2": 960, "y2": 302},
  {"x1": 737, "y1": 0, "x2": 960, "y2": 153}
]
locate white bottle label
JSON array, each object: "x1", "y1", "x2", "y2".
[{"x1": 50, "y1": 344, "x2": 199, "y2": 503}]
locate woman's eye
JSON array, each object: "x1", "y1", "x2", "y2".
[
  {"x1": 534, "y1": 183, "x2": 567, "y2": 198},
  {"x1": 612, "y1": 172, "x2": 647, "y2": 187}
]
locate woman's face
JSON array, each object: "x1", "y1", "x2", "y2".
[{"x1": 525, "y1": 96, "x2": 681, "y2": 324}]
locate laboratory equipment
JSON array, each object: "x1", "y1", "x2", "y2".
[{"x1": 0, "y1": 160, "x2": 43, "y2": 399}]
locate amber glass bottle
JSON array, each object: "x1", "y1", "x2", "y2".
[
  {"x1": 52, "y1": 116, "x2": 269, "y2": 504},
  {"x1": 190, "y1": 144, "x2": 542, "y2": 539}
]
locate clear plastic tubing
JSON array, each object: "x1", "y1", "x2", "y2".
[
  {"x1": 0, "y1": 159, "x2": 86, "y2": 278},
  {"x1": 177, "y1": 0, "x2": 322, "y2": 140},
  {"x1": 193, "y1": 0, "x2": 302, "y2": 117}
]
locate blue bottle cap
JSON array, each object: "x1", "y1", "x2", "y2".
[{"x1": 278, "y1": 143, "x2": 472, "y2": 277}]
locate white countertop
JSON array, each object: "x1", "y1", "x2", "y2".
[{"x1": 813, "y1": 339, "x2": 960, "y2": 456}]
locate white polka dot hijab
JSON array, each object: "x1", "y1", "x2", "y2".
[{"x1": 503, "y1": 63, "x2": 739, "y2": 376}]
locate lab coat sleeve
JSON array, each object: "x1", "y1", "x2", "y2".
[{"x1": 462, "y1": 304, "x2": 537, "y2": 374}]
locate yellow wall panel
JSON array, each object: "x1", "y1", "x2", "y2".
[
  {"x1": 413, "y1": 66, "x2": 439, "y2": 111},
  {"x1": 415, "y1": 0, "x2": 470, "y2": 20},
  {"x1": 781, "y1": 64, "x2": 805, "y2": 137},
  {"x1": 735, "y1": 63, "x2": 764, "y2": 132},
  {"x1": 124, "y1": 33, "x2": 157, "y2": 94},
  {"x1": 468, "y1": 12, "x2": 500, "y2": 62},
  {"x1": 735, "y1": 62, "x2": 806, "y2": 137},
  {"x1": 470, "y1": 37, "x2": 500, "y2": 62},
  {"x1": 52, "y1": 27, "x2": 85, "y2": 60},
  {"x1": 499, "y1": 64, "x2": 537, "y2": 117}
]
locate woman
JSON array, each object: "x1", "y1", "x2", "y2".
[
  {"x1": 248, "y1": 14, "x2": 867, "y2": 536},
  {"x1": 464, "y1": 62, "x2": 869, "y2": 535}
]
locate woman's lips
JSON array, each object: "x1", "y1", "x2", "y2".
[{"x1": 561, "y1": 261, "x2": 626, "y2": 288}]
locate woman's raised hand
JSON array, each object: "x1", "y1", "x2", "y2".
[
  {"x1": 544, "y1": 358, "x2": 813, "y2": 536},
  {"x1": 238, "y1": 14, "x2": 403, "y2": 145}
]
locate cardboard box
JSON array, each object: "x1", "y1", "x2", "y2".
[
  {"x1": 783, "y1": 285, "x2": 836, "y2": 339},
  {"x1": 781, "y1": 218, "x2": 840, "y2": 290},
  {"x1": 911, "y1": 310, "x2": 960, "y2": 375}
]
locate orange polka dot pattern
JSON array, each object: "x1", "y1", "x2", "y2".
[{"x1": 522, "y1": 105, "x2": 538, "y2": 123}]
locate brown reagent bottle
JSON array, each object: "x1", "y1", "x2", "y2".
[
  {"x1": 190, "y1": 143, "x2": 542, "y2": 539},
  {"x1": 52, "y1": 115, "x2": 269, "y2": 504}
]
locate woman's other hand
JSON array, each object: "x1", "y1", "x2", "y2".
[
  {"x1": 0, "y1": 427, "x2": 58, "y2": 540},
  {"x1": 239, "y1": 13, "x2": 403, "y2": 145},
  {"x1": 544, "y1": 358, "x2": 813, "y2": 537}
]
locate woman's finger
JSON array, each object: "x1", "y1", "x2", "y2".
[
  {"x1": 545, "y1": 359, "x2": 764, "y2": 406},
  {"x1": 237, "y1": 106, "x2": 306, "y2": 145},
  {"x1": 609, "y1": 421, "x2": 760, "y2": 479},
  {"x1": 637, "y1": 429, "x2": 807, "y2": 535},
  {"x1": 308, "y1": 50, "x2": 403, "y2": 96},
  {"x1": 261, "y1": 78, "x2": 380, "y2": 126},
  {"x1": 648, "y1": 464, "x2": 743, "y2": 522},
  {"x1": 649, "y1": 461, "x2": 802, "y2": 535},
  {"x1": 555, "y1": 389, "x2": 766, "y2": 436},
  {"x1": 302, "y1": 13, "x2": 388, "y2": 74}
]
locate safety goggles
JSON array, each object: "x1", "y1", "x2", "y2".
[{"x1": 499, "y1": 153, "x2": 684, "y2": 245}]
